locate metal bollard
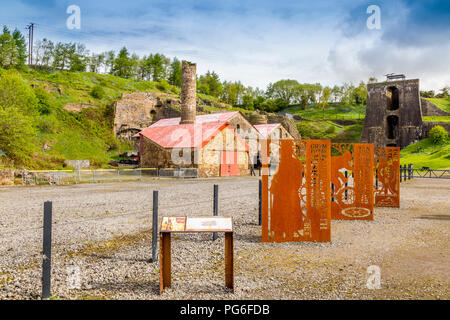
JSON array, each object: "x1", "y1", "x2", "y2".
[
  {"x1": 213, "y1": 185, "x2": 219, "y2": 241},
  {"x1": 151, "y1": 191, "x2": 158, "y2": 262},
  {"x1": 42, "y1": 201, "x2": 53, "y2": 299}
]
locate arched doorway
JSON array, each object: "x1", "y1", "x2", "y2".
[
  {"x1": 386, "y1": 86, "x2": 399, "y2": 111},
  {"x1": 386, "y1": 115, "x2": 399, "y2": 140}
]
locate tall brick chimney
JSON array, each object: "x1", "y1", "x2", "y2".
[{"x1": 180, "y1": 60, "x2": 197, "y2": 124}]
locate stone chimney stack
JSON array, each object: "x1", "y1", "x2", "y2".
[{"x1": 180, "y1": 60, "x2": 197, "y2": 124}]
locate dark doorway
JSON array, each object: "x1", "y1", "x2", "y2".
[
  {"x1": 387, "y1": 86, "x2": 399, "y2": 110},
  {"x1": 386, "y1": 115, "x2": 399, "y2": 139}
]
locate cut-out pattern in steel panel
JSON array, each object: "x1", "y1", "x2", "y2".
[
  {"x1": 331, "y1": 143, "x2": 374, "y2": 220},
  {"x1": 374, "y1": 147, "x2": 400, "y2": 208},
  {"x1": 261, "y1": 139, "x2": 331, "y2": 242}
]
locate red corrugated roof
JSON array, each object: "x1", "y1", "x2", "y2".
[
  {"x1": 254, "y1": 124, "x2": 280, "y2": 137},
  {"x1": 140, "y1": 122, "x2": 229, "y2": 149}
]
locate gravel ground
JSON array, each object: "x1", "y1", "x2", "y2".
[{"x1": 0, "y1": 177, "x2": 448, "y2": 300}]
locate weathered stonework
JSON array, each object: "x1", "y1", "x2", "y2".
[
  {"x1": 421, "y1": 98, "x2": 450, "y2": 117},
  {"x1": 180, "y1": 61, "x2": 197, "y2": 124},
  {"x1": 361, "y1": 79, "x2": 450, "y2": 148},
  {"x1": 361, "y1": 79, "x2": 423, "y2": 148},
  {"x1": 113, "y1": 92, "x2": 181, "y2": 140}
]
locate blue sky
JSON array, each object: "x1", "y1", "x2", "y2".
[{"x1": 0, "y1": 0, "x2": 449, "y2": 90}]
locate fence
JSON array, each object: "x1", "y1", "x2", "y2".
[
  {"x1": 22, "y1": 168, "x2": 198, "y2": 185},
  {"x1": 399, "y1": 164, "x2": 450, "y2": 181}
]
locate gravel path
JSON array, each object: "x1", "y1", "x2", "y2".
[{"x1": 0, "y1": 177, "x2": 448, "y2": 300}]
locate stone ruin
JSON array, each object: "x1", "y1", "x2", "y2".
[
  {"x1": 361, "y1": 78, "x2": 450, "y2": 148},
  {"x1": 113, "y1": 92, "x2": 181, "y2": 140}
]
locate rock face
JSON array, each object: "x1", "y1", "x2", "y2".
[{"x1": 113, "y1": 92, "x2": 181, "y2": 140}]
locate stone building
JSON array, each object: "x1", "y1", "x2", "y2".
[
  {"x1": 138, "y1": 121, "x2": 250, "y2": 177},
  {"x1": 361, "y1": 78, "x2": 450, "y2": 148},
  {"x1": 137, "y1": 61, "x2": 251, "y2": 177}
]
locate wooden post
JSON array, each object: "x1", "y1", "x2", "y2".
[
  {"x1": 159, "y1": 232, "x2": 171, "y2": 294},
  {"x1": 225, "y1": 232, "x2": 234, "y2": 291}
]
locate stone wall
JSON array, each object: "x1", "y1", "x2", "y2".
[
  {"x1": 422, "y1": 122, "x2": 450, "y2": 137},
  {"x1": 180, "y1": 61, "x2": 197, "y2": 124},
  {"x1": 113, "y1": 92, "x2": 181, "y2": 140},
  {"x1": 421, "y1": 98, "x2": 450, "y2": 117},
  {"x1": 0, "y1": 169, "x2": 14, "y2": 185}
]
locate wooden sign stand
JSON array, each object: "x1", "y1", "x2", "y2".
[{"x1": 159, "y1": 217, "x2": 234, "y2": 294}]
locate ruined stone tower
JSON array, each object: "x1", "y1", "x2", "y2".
[
  {"x1": 180, "y1": 60, "x2": 197, "y2": 124},
  {"x1": 361, "y1": 79, "x2": 423, "y2": 148}
]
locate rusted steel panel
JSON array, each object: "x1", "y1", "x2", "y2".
[
  {"x1": 261, "y1": 139, "x2": 331, "y2": 242},
  {"x1": 374, "y1": 147, "x2": 400, "y2": 207},
  {"x1": 331, "y1": 143, "x2": 374, "y2": 220}
]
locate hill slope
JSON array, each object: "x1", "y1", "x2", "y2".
[
  {"x1": 400, "y1": 138, "x2": 450, "y2": 169},
  {"x1": 0, "y1": 69, "x2": 229, "y2": 169}
]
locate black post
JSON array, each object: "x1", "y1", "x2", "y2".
[
  {"x1": 400, "y1": 166, "x2": 403, "y2": 182},
  {"x1": 213, "y1": 185, "x2": 219, "y2": 241},
  {"x1": 258, "y1": 180, "x2": 262, "y2": 225},
  {"x1": 42, "y1": 201, "x2": 52, "y2": 299},
  {"x1": 344, "y1": 171, "x2": 348, "y2": 200},
  {"x1": 411, "y1": 164, "x2": 414, "y2": 179},
  {"x1": 151, "y1": 191, "x2": 158, "y2": 262},
  {"x1": 375, "y1": 169, "x2": 379, "y2": 189},
  {"x1": 403, "y1": 165, "x2": 407, "y2": 181}
]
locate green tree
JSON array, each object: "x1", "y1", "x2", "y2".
[
  {"x1": 0, "y1": 27, "x2": 17, "y2": 68},
  {"x1": 266, "y1": 79, "x2": 301, "y2": 106},
  {"x1": 12, "y1": 29, "x2": 27, "y2": 69},
  {"x1": 241, "y1": 94, "x2": 254, "y2": 110},
  {"x1": 112, "y1": 47, "x2": 133, "y2": 78},
  {"x1": 198, "y1": 71, "x2": 223, "y2": 97},
  {"x1": 168, "y1": 57, "x2": 182, "y2": 87}
]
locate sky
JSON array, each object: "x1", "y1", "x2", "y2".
[{"x1": 0, "y1": 0, "x2": 449, "y2": 91}]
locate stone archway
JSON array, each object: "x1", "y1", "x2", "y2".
[
  {"x1": 386, "y1": 115, "x2": 399, "y2": 140},
  {"x1": 387, "y1": 86, "x2": 399, "y2": 111}
]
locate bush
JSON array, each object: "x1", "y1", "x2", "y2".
[
  {"x1": 429, "y1": 125, "x2": 448, "y2": 144},
  {"x1": 90, "y1": 84, "x2": 106, "y2": 99}
]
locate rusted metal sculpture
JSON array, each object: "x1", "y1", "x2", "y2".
[
  {"x1": 374, "y1": 147, "x2": 400, "y2": 207},
  {"x1": 331, "y1": 143, "x2": 374, "y2": 220},
  {"x1": 261, "y1": 139, "x2": 331, "y2": 242}
]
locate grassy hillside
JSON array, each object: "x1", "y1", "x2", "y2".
[
  {"x1": 400, "y1": 138, "x2": 450, "y2": 169},
  {"x1": 285, "y1": 103, "x2": 365, "y2": 143},
  {"x1": 0, "y1": 68, "x2": 229, "y2": 169},
  {"x1": 286, "y1": 103, "x2": 366, "y2": 121},
  {"x1": 425, "y1": 98, "x2": 450, "y2": 113}
]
